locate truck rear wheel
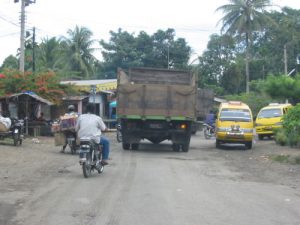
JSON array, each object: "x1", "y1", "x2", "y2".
[
  {"x1": 122, "y1": 143, "x2": 130, "y2": 150},
  {"x1": 172, "y1": 144, "x2": 180, "y2": 152},
  {"x1": 182, "y1": 143, "x2": 189, "y2": 152},
  {"x1": 131, "y1": 143, "x2": 139, "y2": 150}
]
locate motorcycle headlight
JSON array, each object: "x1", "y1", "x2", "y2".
[{"x1": 217, "y1": 127, "x2": 230, "y2": 132}]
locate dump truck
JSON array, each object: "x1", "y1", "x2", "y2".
[{"x1": 117, "y1": 67, "x2": 197, "y2": 152}]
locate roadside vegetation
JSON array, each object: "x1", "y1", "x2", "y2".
[
  {"x1": 274, "y1": 104, "x2": 300, "y2": 147},
  {"x1": 271, "y1": 154, "x2": 300, "y2": 165}
]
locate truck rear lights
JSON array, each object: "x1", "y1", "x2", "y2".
[{"x1": 180, "y1": 124, "x2": 187, "y2": 129}]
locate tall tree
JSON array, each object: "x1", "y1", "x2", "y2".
[
  {"x1": 253, "y1": 7, "x2": 300, "y2": 76},
  {"x1": 217, "y1": 0, "x2": 273, "y2": 93},
  {"x1": 100, "y1": 28, "x2": 191, "y2": 77},
  {"x1": 62, "y1": 26, "x2": 97, "y2": 79},
  {"x1": 1, "y1": 55, "x2": 18, "y2": 70},
  {"x1": 196, "y1": 34, "x2": 237, "y2": 91},
  {"x1": 36, "y1": 37, "x2": 63, "y2": 72},
  {"x1": 100, "y1": 29, "x2": 141, "y2": 78}
]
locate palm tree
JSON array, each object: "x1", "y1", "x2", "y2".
[
  {"x1": 37, "y1": 37, "x2": 62, "y2": 71},
  {"x1": 217, "y1": 0, "x2": 273, "y2": 93},
  {"x1": 62, "y1": 26, "x2": 97, "y2": 79}
]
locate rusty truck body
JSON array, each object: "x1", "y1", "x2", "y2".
[{"x1": 117, "y1": 67, "x2": 197, "y2": 152}]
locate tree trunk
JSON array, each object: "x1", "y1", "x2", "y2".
[{"x1": 245, "y1": 33, "x2": 250, "y2": 93}]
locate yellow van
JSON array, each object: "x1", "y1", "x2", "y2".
[
  {"x1": 216, "y1": 101, "x2": 254, "y2": 149},
  {"x1": 255, "y1": 103, "x2": 292, "y2": 140}
]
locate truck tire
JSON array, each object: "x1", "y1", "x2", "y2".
[
  {"x1": 122, "y1": 143, "x2": 130, "y2": 150},
  {"x1": 172, "y1": 144, "x2": 180, "y2": 152},
  {"x1": 182, "y1": 143, "x2": 189, "y2": 152},
  {"x1": 131, "y1": 143, "x2": 139, "y2": 150}
]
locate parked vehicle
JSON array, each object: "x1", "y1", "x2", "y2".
[
  {"x1": 117, "y1": 67, "x2": 197, "y2": 152},
  {"x1": 78, "y1": 138, "x2": 104, "y2": 178},
  {"x1": 255, "y1": 103, "x2": 292, "y2": 140},
  {"x1": 0, "y1": 118, "x2": 24, "y2": 146},
  {"x1": 215, "y1": 101, "x2": 254, "y2": 149},
  {"x1": 203, "y1": 123, "x2": 215, "y2": 139}
]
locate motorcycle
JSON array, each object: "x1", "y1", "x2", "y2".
[
  {"x1": 203, "y1": 123, "x2": 215, "y2": 139},
  {"x1": 0, "y1": 118, "x2": 24, "y2": 146},
  {"x1": 79, "y1": 138, "x2": 104, "y2": 178},
  {"x1": 64, "y1": 130, "x2": 77, "y2": 154},
  {"x1": 116, "y1": 123, "x2": 122, "y2": 143}
]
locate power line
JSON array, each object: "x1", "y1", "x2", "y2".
[
  {"x1": 0, "y1": 14, "x2": 19, "y2": 27},
  {"x1": 0, "y1": 32, "x2": 19, "y2": 38}
]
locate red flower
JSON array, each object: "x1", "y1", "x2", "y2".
[{"x1": 0, "y1": 73, "x2": 6, "y2": 78}]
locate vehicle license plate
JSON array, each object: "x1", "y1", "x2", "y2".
[
  {"x1": 226, "y1": 132, "x2": 243, "y2": 139},
  {"x1": 264, "y1": 126, "x2": 272, "y2": 131},
  {"x1": 149, "y1": 123, "x2": 163, "y2": 129}
]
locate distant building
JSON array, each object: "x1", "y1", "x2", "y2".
[{"x1": 60, "y1": 79, "x2": 117, "y2": 118}]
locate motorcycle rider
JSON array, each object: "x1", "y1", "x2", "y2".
[
  {"x1": 61, "y1": 105, "x2": 78, "y2": 153},
  {"x1": 204, "y1": 110, "x2": 216, "y2": 133},
  {"x1": 75, "y1": 103, "x2": 110, "y2": 165},
  {"x1": 205, "y1": 110, "x2": 216, "y2": 129}
]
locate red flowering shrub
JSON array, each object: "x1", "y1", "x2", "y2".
[{"x1": 0, "y1": 69, "x2": 68, "y2": 104}]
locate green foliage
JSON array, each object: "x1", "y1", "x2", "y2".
[
  {"x1": 282, "y1": 104, "x2": 300, "y2": 135},
  {"x1": 275, "y1": 104, "x2": 300, "y2": 147},
  {"x1": 271, "y1": 154, "x2": 300, "y2": 164},
  {"x1": 217, "y1": 0, "x2": 273, "y2": 92},
  {"x1": 61, "y1": 26, "x2": 97, "y2": 79},
  {"x1": 196, "y1": 34, "x2": 238, "y2": 91},
  {"x1": 224, "y1": 92, "x2": 272, "y2": 116},
  {"x1": 253, "y1": 7, "x2": 300, "y2": 75},
  {"x1": 0, "y1": 55, "x2": 18, "y2": 70},
  {"x1": 274, "y1": 128, "x2": 288, "y2": 146},
  {"x1": 271, "y1": 155, "x2": 290, "y2": 163},
  {"x1": 264, "y1": 75, "x2": 300, "y2": 104},
  {"x1": 1, "y1": 5, "x2": 300, "y2": 88},
  {"x1": 100, "y1": 28, "x2": 191, "y2": 77}
]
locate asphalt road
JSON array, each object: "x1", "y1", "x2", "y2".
[{"x1": 0, "y1": 132, "x2": 300, "y2": 225}]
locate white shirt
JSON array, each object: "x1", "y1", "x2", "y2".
[{"x1": 75, "y1": 113, "x2": 106, "y2": 143}]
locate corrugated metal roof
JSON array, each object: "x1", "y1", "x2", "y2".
[
  {"x1": 62, "y1": 96, "x2": 89, "y2": 101},
  {"x1": 0, "y1": 93, "x2": 54, "y2": 105},
  {"x1": 60, "y1": 79, "x2": 116, "y2": 86}
]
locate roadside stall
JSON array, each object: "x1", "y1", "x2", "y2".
[{"x1": 0, "y1": 92, "x2": 54, "y2": 136}]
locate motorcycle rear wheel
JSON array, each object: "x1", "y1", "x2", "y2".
[
  {"x1": 70, "y1": 142, "x2": 76, "y2": 155},
  {"x1": 204, "y1": 128, "x2": 212, "y2": 139},
  {"x1": 116, "y1": 130, "x2": 122, "y2": 143},
  {"x1": 82, "y1": 155, "x2": 92, "y2": 178}
]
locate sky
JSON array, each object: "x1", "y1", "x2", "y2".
[{"x1": 0, "y1": 0, "x2": 300, "y2": 65}]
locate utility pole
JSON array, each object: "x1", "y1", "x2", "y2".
[
  {"x1": 14, "y1": 0, "x2": 36, "y2": 73},
  {"x1": 32, "y1": 27, "x2": 36, "y2": 73},
  {"x1": 284, "y1": 44, "x2": 288, "y2": 75},
  {"x1": 19, "y1": 0, "x2": 26, "y2": 73}
]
